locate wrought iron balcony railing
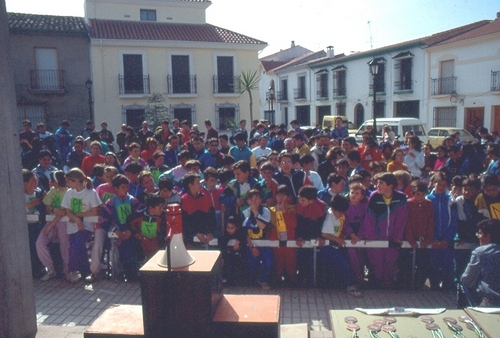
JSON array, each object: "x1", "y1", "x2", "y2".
[
  {"x1": 316, "y1": 89, "x2": 328, "y2": 100},
  {"x1": 167, "y1": 75, "x2": 197, "y2": 94},
  {"x1": 119, "y1": 74, "x2": 150, "y2": 95},
  {"x1": 293, "y1": 87, "x2": 306, "y2": 100},
  {"x1": 277, "y1": 90, "x2": 288, "y2": 101},
  {"x1": 332, "y1": 87, "x2": 346, "y2": 97},
  {"x1": 394, "y1": 79, "x2": 413, "y2": 91},
  {"x1": 29, "y1": 69, "x2": 65, "y2": 91},
  {"x1": 213, "y1": 76, "x2": 240, "y2": 94},
  {"x1": 491, "y1": 71, "x2": 500, "y2": 91},
  {"x1": 431, "y1": 76, "x2": 457, "y2": 95}
]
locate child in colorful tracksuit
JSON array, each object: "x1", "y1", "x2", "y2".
[
  {"x1": 455, "y1": 177, "x2": 483, "y2": 279},
  {"x1": 295, "y1": 185, "x2": 327, "y2": 287},
  {"x1": 402, "y1": 180, "x2": 434, "y2": 289},
  {"x1": 98, "y1": 174, "x2": 142, "y2": 280},
  {"x1": 269, "y1": 184, "x2": 297, "y2": 285},
  {"x1": 343, "y1": 183, "x2": 369, "y2": 284},
  {"x1": 181, "y1": 172, "x2": 217, "y2": 247},
  {"x1": 24, "y1": 169, "x2": 47, "y2": 278},
  {"x1": 427, "y1": 171, "x2": 458, "y2": 291},
  {"x1": 220, "y1": 160, "x2": 258, "y2": 222},
  {"x1": 243, "y1": 189, "x2": 273, "y2": 289},
  {"x1": 129, "y1": 194, "x2": 167, "y2": 260},
  {"x1": 359, "y1": 173, "x2": 407, "y2": 288},
  {"x1": 220, "y1": 216, "x2": 248, "y2": 286},
  {"x1": 61, "y1": 168, "x2": 102, "y2": 283},
  {"x1": 36, "y1": 170, "x2": 69, "y2": 281},
  {"x1": 320, "y1": 194, "x2": 362, "y2": 297}
]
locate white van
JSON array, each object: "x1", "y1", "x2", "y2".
[{"x1": 354, "y1": 118, "x2": 428, "y2": 144}]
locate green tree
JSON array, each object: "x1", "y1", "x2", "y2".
[
  {"x1": 146, "y1": 92, "x2": 169, "y2": 130},
  {"x1": 237, "y1": 70, "x2": 260, "y2": 123}
]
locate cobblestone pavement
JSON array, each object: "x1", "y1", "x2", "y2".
[{"x1": 34, "y1": 277, "x2": 457, "y2": 337}]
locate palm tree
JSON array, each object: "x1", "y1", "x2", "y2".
[{"x1": 237, "y1": 70, "x2": 260, "y2": 123}]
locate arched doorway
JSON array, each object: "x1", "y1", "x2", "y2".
[{"x1": 354, "y1": 103, "x2": 364, "y2": 128}]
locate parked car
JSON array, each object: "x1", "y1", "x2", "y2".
[
  {"x1": 322, "y1": 115, "x2": 357, "y2": 135},
  {"x1": 354, "y1": 118, "x2": 428, "y2": 144},
  {"x1": 427, "y1": 127, "x2": 475, "y2": 148}
]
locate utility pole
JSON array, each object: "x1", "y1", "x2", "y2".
[{"x1": 0, "y1": 1, "x2": 38, "y2": 337}]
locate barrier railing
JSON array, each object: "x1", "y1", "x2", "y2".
[{"x1": 27, "y1": 215, "x2": 477, "y2": 288}]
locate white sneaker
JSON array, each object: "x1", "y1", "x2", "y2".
[
  {"x1": 41, "y1": 268, "x2": 57, "y2": 281},
  {"x1": 69, "y1": 271, "x2": 81, "y2": 284}
]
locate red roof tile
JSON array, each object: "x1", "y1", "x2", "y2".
[
  {"x1": 427, "y1": 19, "x2": 500, "y2": 46},
  {"x1": 261, "y1": 60, "x2": 287, "y2": 72},
  {"x1": 309, "y1": 20, "x2": 491, "y2": 68},
  {"x1": 89, "y1": 19, "x2": 266, "y2": 45},
  {"x1": 423, "y1": 20, "x2": 491, "y2": 46},
  {"x1": 8, "y1": 12, "x2": 88, "y2": 36}
]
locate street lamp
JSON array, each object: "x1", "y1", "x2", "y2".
[
  {"x1": 85, "y1": 79, "x2": 93, "y2": 121},
  {"x1": 368, "y1": 58, "x2": 379, "y2": 136},
  {"x1": 268, "y1": 86, "x2": 275, "y2": 112}
]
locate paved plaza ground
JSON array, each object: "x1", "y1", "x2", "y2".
[{"x1": 34, "y1": 277, "x2": 457, "y2": 337}]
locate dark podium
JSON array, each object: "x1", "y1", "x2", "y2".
[{"x1": 139, "y1": 250, "x2": 223, "y2": 337}]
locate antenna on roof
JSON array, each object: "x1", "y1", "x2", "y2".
[{"x1": 368, "y1": 20, "x2": 373, "y2": 50}]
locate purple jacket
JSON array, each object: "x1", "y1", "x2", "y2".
[
  {"x1": 343, "y1": 200, "x2": 369, "y2": 237},
  {"x1": 359, "y1": 190, "x2": 408, "y2": 241}
]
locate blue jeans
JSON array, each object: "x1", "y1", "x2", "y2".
[{"x1": 246, "y1": 246, "x2": 273, "y2": 284}]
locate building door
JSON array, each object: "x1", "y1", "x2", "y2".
[
  {"x1": 217, "y1": 56, "x2": 234, "y2": 93},
  {"x1": 126, "y1": 109, "x2": 145, "y2": 131},
  {"x1": 440, "y1": 60, "x2": 454, "y2": 94},
  {"x1": 492, "y1": 106, "x2": 500, "y2": 133},
  {"x1": 218, "y1": 107, "x2": 235, "y2": 131},
  {"x1": 173, "y1": 108, "x2": 192, "y2": 126},
  {"x1": 171, "y1": 55, "x2": 190, "y2": 93},
  {"x1": 296, "y1": 105, "x2": 310, "y2": 126},
  {"x1": 123, "y1": 54, "x2": 144, "y2": 94},
  {"x1": 317, "y1": 106, "x2": 331, "y2": 127},
  {"x1": 395, "y1": 100, "x2": 419, "y2": 118},
  {"x1": 354, "y1": 103, "x2": 364, "y2": 128},
  {"x1": 464, "y1": 107, "x2": 484, "y2": 131}
]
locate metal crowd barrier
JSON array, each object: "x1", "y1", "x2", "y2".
[{"x1": 27, "y1": 214, "x2": 478, "y2": 288}]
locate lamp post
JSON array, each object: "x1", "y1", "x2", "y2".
[
  {"x1": 368, "y1": 58, "x2": 379, "y2": 136},
  {"x1": 268, "y1": 86, "x2": 275, "y2": 112},
  {"x1": 85, "y1": 79, "x2": 93, "y2": 121}
]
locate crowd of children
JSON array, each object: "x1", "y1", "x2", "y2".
[{"x1": 20, "y1": 117, "x2": 500, "y2": 304}]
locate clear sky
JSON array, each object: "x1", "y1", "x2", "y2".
[{"x1": 5, "y1": 0, "x2": 499, "y2": 57}]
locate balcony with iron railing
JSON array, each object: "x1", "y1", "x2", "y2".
[
  {"x1": 167, "y1": 75, "x2": 197, "y2": 94},
  {"x1": 369, "y1": 83, "x2": 386, "y2": 96},
  {"x1": 276, "y1": 90, "x2": 288, "y2": 102},
  {"x1": 293, "y1": 87, "x2": 306, "y2": 100},
  {"x1": 213, "y1": 76, "x2": 239, "y2": 94},
  {"x1": 491, "y1": 71, "x2": 500, "y2": 91},
  {"x1": 332, "y1": 87, "x2": 346, "y2": 98},
  {"x1": 316, "y1": 88, "x2": 328, "y2": 100},
  {"x1": 431, "y1": 76, "x2": 457, "y2": 95},
  {"x1": 29, "y1": 69, "x2": 65, "y2": 92},
  {"x1": 394, "y1": 79, "x2": 413, "y2": 93},
  {"x1": 119, "y1": 75, "x2": 150, "y2": 95}
]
